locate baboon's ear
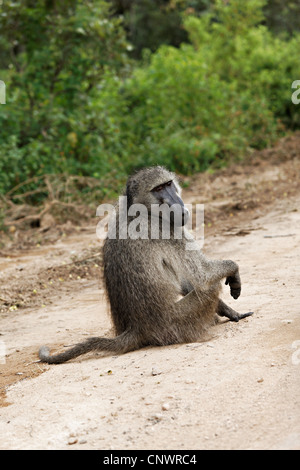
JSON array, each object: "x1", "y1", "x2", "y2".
[{"x1": 126, "y1": 179, "x2": 139, "y2": 208}]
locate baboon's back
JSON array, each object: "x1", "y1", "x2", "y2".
[{"x1": 103, "y1": 235, "x2": 180, "y2": 337}]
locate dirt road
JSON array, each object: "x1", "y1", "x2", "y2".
[{"x1": 0, "y1": 135, "x2": 299, "y2": 450}]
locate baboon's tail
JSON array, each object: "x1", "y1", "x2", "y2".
[{"x1": 38, "y1": 330, "x2": 137, "y2": 364}]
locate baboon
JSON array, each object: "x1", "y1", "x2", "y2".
[{"x1": 39, "y1": 166, "x2": 253, "y2": 364}]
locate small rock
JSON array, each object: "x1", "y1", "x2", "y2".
[
  {"x1": 68, "y1": 437, "x2": 78, "y2": 445},
  {"x1": 257, "y1": 378, "x2": 264, "y2": 383},
  {"x1": 40, "y1": 213, "x2": 55, "y2": 230},
  {"x1": 185, "y1": 379, "x2": 195, "y2": 384},
  {"x1": 151, "y1": 367, "x2": 162, "y2": 376},
  {"x1": 161, "y1": 403, "x2": 170, "y2": 411}
]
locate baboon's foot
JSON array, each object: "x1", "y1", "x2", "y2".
[
  {"x1": 217, "y1": 299, "x2": 253, "y2": 322},
  {"x1": 228, "y1": 310, "x2": 254, "y2": 322}
]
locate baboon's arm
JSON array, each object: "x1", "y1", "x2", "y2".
[{"x1": 200, "y1": 258, "x2": 241, "y2": 299}]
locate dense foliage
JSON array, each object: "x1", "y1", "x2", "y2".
[{"x1": 0, "y1": 0, "x2": 299, "y2": 199}]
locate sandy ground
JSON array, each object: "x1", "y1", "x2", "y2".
[{"x1": 0, "y1": 135, "x2": 299, "y2": 450}]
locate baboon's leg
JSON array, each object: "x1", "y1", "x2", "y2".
[
  {"x1": 217, "y1": 299, "x2": 254, "y2": 322},
  {"x1": 174, "y1": 287, "x2": 218, "y2": 320},
  {"x1": 170, "y1": 287, "x2": 223, "y2": 343},
  {"x1": 180, "y1": 279, "x2": 194, "y2": 296}
]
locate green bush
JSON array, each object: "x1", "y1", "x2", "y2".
[
  {"x1": 0, "y1": 0, "x2": 299, "y2": 200},
  {"x1": 111, "y1": 0, "x2": 299, "y2": 174},
  {"x1": 0, "y1": 0, "x2": 131, "y2": 195}
]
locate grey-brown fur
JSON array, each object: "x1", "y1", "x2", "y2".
[{"x1": 39, "y1": 166, "x2": 253, "y2": 364}]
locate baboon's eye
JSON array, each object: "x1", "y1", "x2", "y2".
[
  {"x1": 152, "y1": 181, "x2": 172, "y2": 192},
  {"x1": 152, "y1": 184, "x2": 164, "y2": 192}
]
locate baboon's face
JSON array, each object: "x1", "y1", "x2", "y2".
[
  {"x1": 151, "y1": 179, "x2": 190, "y2": 227},
  {"x1": 126, "y1": 167, "x2": 190, "y2": 227}
]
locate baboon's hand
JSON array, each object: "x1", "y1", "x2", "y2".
[{"x1": 225, "y1": 274, "x2": 241, "y2": 299}]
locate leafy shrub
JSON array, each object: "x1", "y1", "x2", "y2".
[
  {"x1": 0, "y1": 0, "x2": 299, "y2": 200},
  {"x1": 107, "y1": 0, "x2": 299, "y2": 175}
]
